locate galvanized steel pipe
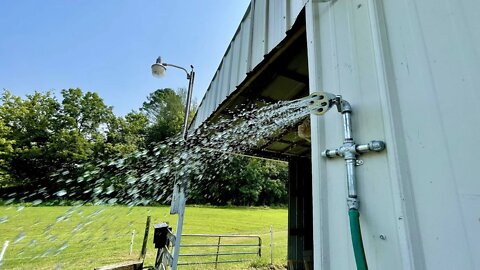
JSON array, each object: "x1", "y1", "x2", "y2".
[{"x1": 319, "y1": 95, "x2": 385, "y2": 270}]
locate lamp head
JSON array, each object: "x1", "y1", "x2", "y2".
[{"x1": 151, "y1": 56, "x2": 167, "y2": 78}]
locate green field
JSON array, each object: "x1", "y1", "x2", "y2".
[{"x1": 0, "y1": 205, "x2": 287, "y2": 269}]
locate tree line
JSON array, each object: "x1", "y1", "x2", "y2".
[{"x1": 0, "y1": 88, "x2": 288, "y2": 206}]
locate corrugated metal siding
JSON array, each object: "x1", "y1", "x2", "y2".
[
  {"x1": 288, "y1": 0, "x2": 307, "y2": 28},
  {"x1": 192, "y1": 0, "x2": 306, "y2": 129},
  {"x1": 250, "y1": 0, "x2": 268, "y2": 68},
  {"x1": 266, "y1": 0, "x2": 287, "y2": 52},
  {"x1": 190, "y1": 0, "x2": 480, "y2": 268},
  {"x1": 237, "y1": 12, "x2": 251, "y2": 84},
  {"x1": 307, "y1": 0, "x2": 480, "y2": 269}
]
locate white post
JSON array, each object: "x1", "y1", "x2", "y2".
[
  {"x1": 172, "y1": 186, "x2": 186, "y2": 270},
  {"x1": 129, "y1": 230, "x2": 135, "y2": 255},
  {"x1": 270, "y1": 226, "x2": 273, "y2": 265},
  {"x1": 0, "y1": 240, "x2": 9, "y2": 263}
]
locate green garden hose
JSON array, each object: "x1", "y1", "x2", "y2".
[{"x1": 349, "y1": 208, "x2": 368, "y2": 270}]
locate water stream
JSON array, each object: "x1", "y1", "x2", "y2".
[{"x1": 0, "y1": 95, "x2": 315, "y2": 267}]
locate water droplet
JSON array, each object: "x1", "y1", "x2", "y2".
[
  {"x1": 58, "y1": 242, "x2": 68, "y2": 252},
  {"x1": 93, "y1": 187, "x2": 103, "y2": 194},
  {"x1": 28, "y1": 239, "x2": 38, "y2": 247},
  {"x1": 48, "y1": 235, "x2": 58, "y2": 242},
  {"x1": 106, "y1": 185, "x2": 114, "y2": 195},
  {"x1": 127, "y1": 177, "x2": 136, "y2": 184},
  {"x1": 160, "y1": 166, "x2": 170, "y2": 174},
  {"x1": 0, "y1": 216, "x2": 8, "y2": 224},
  {"x1": 14, "y1": 232, "x2": 26, "y2": 243},
  {"x1": 16, "y1": 205, "x2": 25, "y2": 212},
  {"x1": 5, "y1": 198, "x2": 14, "y2": 205},
  {"x1": 32, "y1": 199, "x2": 43, "y2": 206},
  {"x1": 56, "y1": 190, "x2": 67, "y2": 197},
  {"x1": 108, "y1": 198, "x2": 118, "y2": 205}
]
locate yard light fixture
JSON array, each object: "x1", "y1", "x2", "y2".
[
  {"x1": 151, "y1": 57, "x2": 167, "y2": 77},
  {"x1": 151, "y1": 56, "x2": 195, "y2": 140}
]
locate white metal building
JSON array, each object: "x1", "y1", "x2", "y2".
[{"x1": 191, "y1": 0, "x2": 480, "y2": 269}]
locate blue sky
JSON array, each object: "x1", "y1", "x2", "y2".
[{"x1": 0, "y1": 0, "x2": 250, "y2": 115}]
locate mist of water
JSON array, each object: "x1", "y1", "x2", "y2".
[{"x1": 0, "y1": 95, "x2": 315, "y2": 267}]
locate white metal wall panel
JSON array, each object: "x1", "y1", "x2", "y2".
[
  {"x1": 225, "y1": 54, "x2": 234, "y2": 101},
  {"x1": 288, "y1": 0, "x2": 307, "y2": 29},
  {"x1": 307, "y1": 1, "x2": 405, "y2": 269},
  {"x1": 192, "y1": 0, "x2": 305, "y2": 129},
  {"x1": 211, "y1": 74, "x2": 221, "y2": 112},
  {"x1": 266, "y1": 0, "x2": 288, "y2": 52},
  {"x1": 222, "y1": 47, "x2": 234, "y2": 101},
  {"x1": 307, "y1": 0, "x2": 480, "y2": 269},
  {"x1": 250, "y1": 0, "x2": 268, "y2": 70},
  {"x1": 229, "y1": 37, "x2": 242, "y2": 92},
  {"x1": 380, "y1": 0, "x2": 480, "y2": 268},
  {"x1": 237, "y1": 12, "x2": 252, "y2": 85}
]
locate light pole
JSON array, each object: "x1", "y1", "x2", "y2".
[{"x1": 151, "y1": 56, "x2": 195, "y2": 269}]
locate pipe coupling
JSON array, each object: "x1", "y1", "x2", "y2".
[{"x1": 347, "y1": 197, "x2": 359, "y2": 210}]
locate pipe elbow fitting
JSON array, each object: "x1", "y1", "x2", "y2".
[{"x1": 340, "y1": 100, "x2": 352, "y2": 113}]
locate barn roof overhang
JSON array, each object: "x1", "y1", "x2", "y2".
[{"x1": 193, "y1": 10, "x2": 310, "y2": 161}]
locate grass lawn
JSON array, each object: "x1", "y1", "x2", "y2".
[{"x1": 0, "y1": 205, "x2": 287, "y2": 269}]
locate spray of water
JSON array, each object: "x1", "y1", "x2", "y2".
[{"x1": 0, "y1": 95, "x2": 315, "y2": 267}]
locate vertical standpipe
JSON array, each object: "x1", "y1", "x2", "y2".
[
  {"x1": 309, "y1": 93, "x2": 385, "y2": 270},
  {"x1": 336, "y1": 100, "x2": 368, "y2": 269}
]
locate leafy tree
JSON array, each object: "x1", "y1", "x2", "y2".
[
  {"x1": 59, "y1": 88, "x2": 114, "y2": 141},
  {"x1": 0, "y1": 116, "x2": 15, "y2": 186},
  {"x1": 141, "y1": 88, "x2": 197, "y2": 144},
  {"x1": 257, "y1": 160, "x2": 288, "y2": 205},
  {"x1": 189, "y1": 155, "x2": 288, "y2": 206},
  {"x1": 104, "y1": 112, "x2": 149, "y2": 155},
  {"x1": 177, "y1": 87, "x2": 198, "y2": 125},
  {"x1": 142, "y1": 88, "x2": 184, "y2": 143},
  {"x1": 0, "y1": 89, "x2": 129, "y2": 198},
  {"x1": 0, "y1": 90, "x2": 60, "y2": 190}
]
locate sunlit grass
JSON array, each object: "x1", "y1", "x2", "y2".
[{"x1": 0, "y1": 205, "x2": 287, "y2": 269}]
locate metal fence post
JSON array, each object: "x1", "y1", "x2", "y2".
[
  {"x1": 270, "y1": 226, "x2": 273, "y2": 265},
  {"x1": 258, "y1": 236, "x2": 262, "y2": 257},
  {"x1": 139, "y1": 216, "x2": 151, "y2": 261},
  {"x1": 129, "y1": 230, "x2": 135, "y2": 255},
  {"x1": 214, "y1": 236, "x2": 222, "y2": 269},
  {"x1": 172, "y1": 186, "x2": 186, "y2": 270}
]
